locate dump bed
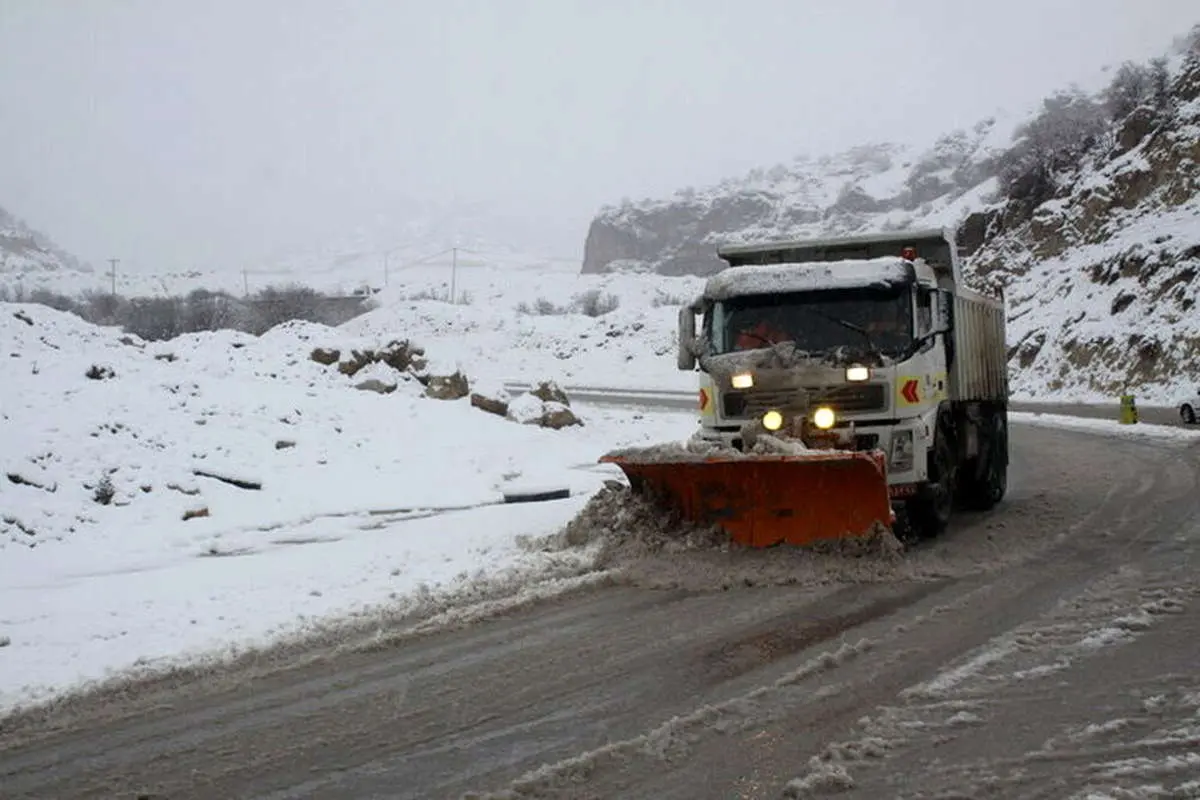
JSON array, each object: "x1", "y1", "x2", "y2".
[{"x1": 950, "y1": 287, "x2": 1007, "y2": 404}]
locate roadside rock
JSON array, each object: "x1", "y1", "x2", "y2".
[
  {"x1": 355, "y1": 378, "x2": 397, "y2": 394},
  {"x1": 530, "y1": 380, "x2": 571, "y2": 406},
  {"x1": 425, "y1": 371, "x2": 470, "y2": 400},
  {"x1": 336, "y1": 349, "x2": 376, "y2": 377},
  {"x1": 506, "y1": 393, "x2": 584, "y2": 429},
  {"x1": 310, "y1": 347, "x2": 340, "y2": 366},
  {"x1": 541, "y1": 401, "x2": 583, "y2": 429},
  {"x1": 471, "y1": 391, "x2": 509, "y2": 417}
]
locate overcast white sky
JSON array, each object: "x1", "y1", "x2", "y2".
[{"x1": 1, "y1": 0, "x2": 1197, "y2": 271}]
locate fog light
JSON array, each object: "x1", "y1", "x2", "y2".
[
  {"x1": 761, "y1": 410, "x2": 784, "y2": 431},
  {"x1": 812, "y1": 406, "x2": 836, "y2": 430},
  {"x1": 845, "y1": 365, "x2": 870, "y2": 382},
  {"x1": 731, "y1": 372, "x2": 754, "y2": 389}
]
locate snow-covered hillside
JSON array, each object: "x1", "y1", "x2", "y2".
[
  {"x1": 0, "y1": 300, "x2": 700, "y2": 712},
  {"x1": 967, "y1": 53, "x2": 1200, "y2": 401},
  {"x1": 0, "y1": 205, "x2": 91, "y2": 281},
  {"x1": 581, "y1": 116, "x2": 1018, "y2": 278}
]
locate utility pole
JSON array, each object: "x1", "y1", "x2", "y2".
[
  {"x1": 243, "y1": 269, "x2": 249, "y2": 297},
  {"x1": 450, "y1": 247, "x2": 458, "y2": 304},
  {"x1": 107, "y1": 258, "x2": 119, "y2": 296},
  {"x1": 384, "y1": 251, "x2": 390, "y2": 286}
]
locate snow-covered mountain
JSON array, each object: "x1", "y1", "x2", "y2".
[
  {"x1": 0, "y1": 205, "x2": 92, "y2": 282},
  {"x1": 581, "y1": 116, "x2": 1018, "y2": 277},
  {"x1": 580, "y1": 29, "x2": 1200, "y2": 402}
]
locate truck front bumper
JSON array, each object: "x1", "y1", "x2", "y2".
[{"x1": 692, "y1": 419, "x2": 930, "y2": 491}]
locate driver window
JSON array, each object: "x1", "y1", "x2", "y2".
[{"x1": 916, "y1": 289, "x2": 932, "y2": 335}]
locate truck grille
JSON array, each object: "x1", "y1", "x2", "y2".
[{"x1": 722, "y1": 383, "x2": 887, "y2": 419}]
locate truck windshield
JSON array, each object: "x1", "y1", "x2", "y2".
[{"x1": 709, "y1": 286, "x2": 913, "y2": 356}]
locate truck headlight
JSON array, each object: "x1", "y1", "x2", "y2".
[
  {"x1": 812, "y1": 406, "x2": 836, "y2": 430},
  {"x1": 845, "y1": 365, "x2": 870, "y2": 382},
  {"x1": 731, "y1": 372, "x2": 754, "y2": 389},
  {"x1": 761, "y1": 410, "x2": 784, "y2": 431},
  {"x1": 890, "y1": 430, "x2": 914, "y2": 471}
]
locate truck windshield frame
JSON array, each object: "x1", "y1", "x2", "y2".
[{"x1": 708, "y1": 285, "x2": 915, "y2": 357}]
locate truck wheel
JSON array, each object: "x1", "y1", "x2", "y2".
[
  {"x1": 959, "y1": 410, "x2": 1008, "y2": 511},
  {"x1": 907, "y1": 421, "x2": 955, "y2": 539},
  {"x1": 1181, "y1": 405, "x2": 1195, "y2": 425}
]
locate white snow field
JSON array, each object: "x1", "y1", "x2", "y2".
[{"x1": 0, "y1": 300, "x2": 700, "y2": 714}]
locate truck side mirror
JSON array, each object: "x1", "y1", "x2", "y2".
[
  {"x1": 677, "y1": 306, "x2": 698, "y2": 371},
  {"x1": 932, "y1": 289, "x2": 954, "y2": 335}
]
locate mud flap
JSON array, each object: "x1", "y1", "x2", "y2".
[{"x1": 599, "y1": 450, "x2": 894, "y2": 548}]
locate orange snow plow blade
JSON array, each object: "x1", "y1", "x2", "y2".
[{"x1": 599, "y1": 450, "x2": 893, "y2": 548}]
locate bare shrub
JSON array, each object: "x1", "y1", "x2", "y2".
[
  {"x1": 27, "y1": 288, "x2": 77, "y2": 313},
  {"x1": 571, "y1": 288, "x2": 620, "y2": 317},
  {"x1": 993, "y1": 87, "x2": 1107, "y2": 213},
  {"x1": 516, "y1": 297, "x2": 569, "y2": 316},
  {"x1": 248, "y1": 284, "x2": 324, "y2": 333},
  {"x1": 652, "y1": 291, "x2": 691, "y2": 308},
  {"x1": 92, "y1": 473, "x2": 115, "y2": 505},
  {"x1": 125, "y1": 296, "x2": 184, "y2": 341},
  {"x1": 182, "y1": 289, "x2": 245, "y2": 333},
  {"x1": 79, "y1": 290, "x2": 126, "y2": 327}
]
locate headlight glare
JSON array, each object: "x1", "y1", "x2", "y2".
[
  {"x1": 731, "y1": 372, "x2": 754, "y2": 389},
  {"x1": 812, "y1": 406, "x2": 836, "y2": 430},
  {"x1": 845, "y1": 365, "x2": 870, "y2": 382},
  {"x1": 761, "y1": 410, "x2": 784, "y2": 431}
]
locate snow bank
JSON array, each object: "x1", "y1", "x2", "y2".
[
  {"x1": 0, "y1": 301, "x2": 701, "y2": 714},
  {"x1": 1010, "y1": 411, "x2": 1200, "y2": 443},
  {"x1": 341, "y1": 264, "x2": 705, "y2": 392}
]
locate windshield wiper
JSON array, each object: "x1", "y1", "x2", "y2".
[{"x1": 798, "y1": 308, "x2": 882, "y2": 360}]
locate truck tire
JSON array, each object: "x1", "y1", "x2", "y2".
[
  {"x1": 959, "y1": 409, "x2": 1009, "y2": 511},
  {"x1": 906, "y1": 417, "x2": 956, "y2": 539}
]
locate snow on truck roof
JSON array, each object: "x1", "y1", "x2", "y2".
[{"x1": 703, "y1": 256, "x2": 915, "y2": 301}]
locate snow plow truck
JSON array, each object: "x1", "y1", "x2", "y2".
[{"x1": 602, "y1": 228, "x2": 1009, "y2": 546}]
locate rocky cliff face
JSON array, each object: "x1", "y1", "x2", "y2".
[
  {"x1": 966, "y1": 52, "x2": 1200, "y2": 401},
  {"x1": 581, "y1": 122, "x2": 1016, "y2": 277},
  {"x1": 581, "y1": 30, "x2": 1200, "y2": 402}
]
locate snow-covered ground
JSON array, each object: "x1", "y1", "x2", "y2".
[
  {"x1": 0, "y1": 300, "x2": 700, "y2": 714},
  {"x1": 342, "y1": 260, "x2": 706, "y2": 393}
]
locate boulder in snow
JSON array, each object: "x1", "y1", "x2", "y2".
[
  {"x1": 336, "y1": 349, "x2": 376, "y2": 377},
  {"x1": 506, "y1": 393, "x2": 583, "y2": 429},
  {"x1": 530, "y1": 379, "x2": 571, "y2": 407},
  {"x1": 356, "y1": 377, "x2": 397, "y2": 394},
  {"x1": 310, "y1": 347, "x2": 341, "y2": 366},
  {"x1": 470, "y1": 391, "x2": 509, "y2": 417},
  {"x1": 541, "y1": 401, "x2": 583, "y2": 429},
  {"x1": 376, "y1": 339, "x2": 426, "y2": 374},
  {"x1": 425, "y1": 371, "x2": 470, "y2": 400}
]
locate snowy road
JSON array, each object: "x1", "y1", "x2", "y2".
[{"x1": 3, "y1": 422, "x2": 1200, "y2": 798}]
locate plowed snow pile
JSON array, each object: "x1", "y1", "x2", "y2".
[
  {"x1": 0, "y1": 301, "x2": 702, "y2": 715},
  {"x1": 532, "y1": 481, "x2": 908, "y2": 590}
]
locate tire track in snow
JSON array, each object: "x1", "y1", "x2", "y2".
[{"x1": 783, "y1": 551, "x2": 1200, "y2": 798}]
